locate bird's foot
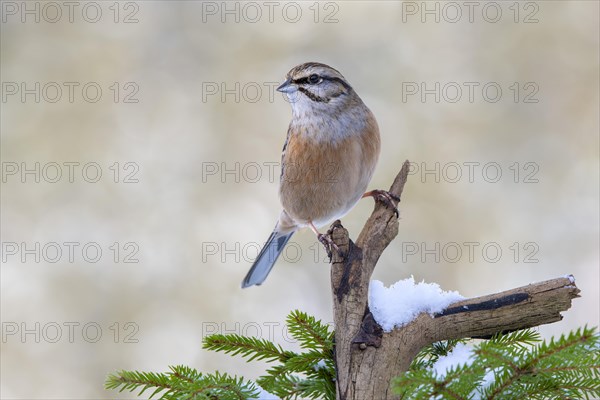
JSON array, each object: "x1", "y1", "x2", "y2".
[
  {"x1": 318, "y1": 233, "x2": 342, "y2": 261},
  {"x1": 310, "y1": 221, "x2": 344, "y2": 262},
  {"x1": 363, "y1": 189, "x2": 400, "y2": 217}
]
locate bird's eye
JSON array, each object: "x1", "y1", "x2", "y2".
[{"x1": 308, "y1": 74, "x2": 321, "y2": 84}]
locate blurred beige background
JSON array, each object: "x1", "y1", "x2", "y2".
[{"x1": 1, "y1": 1, "x2": 598, "y2": 398}]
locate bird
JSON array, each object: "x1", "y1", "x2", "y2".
[{"x1": 242, "y1": 62, "x2": 396, "y2": 288}]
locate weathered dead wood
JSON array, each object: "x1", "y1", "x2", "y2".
[{"x1": 329, "y1": 160, "x2": 580, "y2": 400}]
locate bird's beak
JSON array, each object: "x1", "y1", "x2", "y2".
[{"x1": 276, "y1": 78, "x2": 294, "y2": 93}]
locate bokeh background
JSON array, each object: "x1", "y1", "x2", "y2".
[{"x1": 1, "y1": 1, "x2": 598, "y2": 398}]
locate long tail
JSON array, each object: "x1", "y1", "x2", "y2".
[{"x1": 242, "y1": 230, "x2": 294, "y2": 288}]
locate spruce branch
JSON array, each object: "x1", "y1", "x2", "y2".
[
  {"x1": 393, "y1": 327, "x2": 600, "y2": 400},
  {"x1": 286, "y1": 310, "x2": 334, "y2": 353},
  {"x1": 204, "y1": 310, "x2": 336, "y2": 400},
  {"x1": 256, "y1": 366, "x2": 301, "y2": 398},
  {"x1": 105, "y1": 366, "x2": 258, "y2": 400},
  {"x1": 202, "y1": 333, "x2": 295, "y2": 362}
]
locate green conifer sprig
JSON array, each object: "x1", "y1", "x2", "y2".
[
  {"x1": 393, "y1": 326, "x2": 600, "y2": 400},
  {"x1": 203, "y1": 334, "x2": 296, "y2": 362},
  {"x1": 105, "y1": 366, "x2": 258, "y2": 399},
  {"x1": 105, "y1": 310, "x2": 336, "y2": 400},
  {"x1": 285, "y1": 310, "x2": 334, "y2": 353},
  {"x1": 206, "y1": 310, "x2": 336, "y2": 400}
]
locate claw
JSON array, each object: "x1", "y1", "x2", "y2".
[
  {"x1": 364, "y1": 190, "x2": 400, "y2": 217},
  {"x1": 318, "y1": 233, "x2": 334, "y2": 260},
  {"x1": 318, "y1": 233, "x2": 343, "y2": 261},
  {"x1": 310, "y1": 221, "x2": 345, "y2": 262}
]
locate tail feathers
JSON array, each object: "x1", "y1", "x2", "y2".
[{"x1": 242, "y1": 230, "x2": 294, "y2": 288}]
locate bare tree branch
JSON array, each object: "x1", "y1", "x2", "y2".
[{"x1": 328, "y1": 160, "x2": 580, "y2": 400}]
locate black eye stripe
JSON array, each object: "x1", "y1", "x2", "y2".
[
  {"x1": 291, "y1": 75, "x2": 351, "y2": 90},
  {"x1": 293, "y1": 76, "x2": 324, "y2": 85},
  {"x1": 291, "y1": 77, "x2": 312, "y2": 85}
]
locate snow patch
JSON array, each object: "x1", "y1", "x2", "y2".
[
  {"x1": 471, "y1": 368, "x2": 498, "y2": 400},
  {"x1": 432, "y1": 343, "x2": 474, "y2": 378},
  {"x1": 314, "y1": 359, "x2": 327, "y2": 371},
  {"x1": 369, "y1": 277, "x2": 464, "y2": 332}
]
